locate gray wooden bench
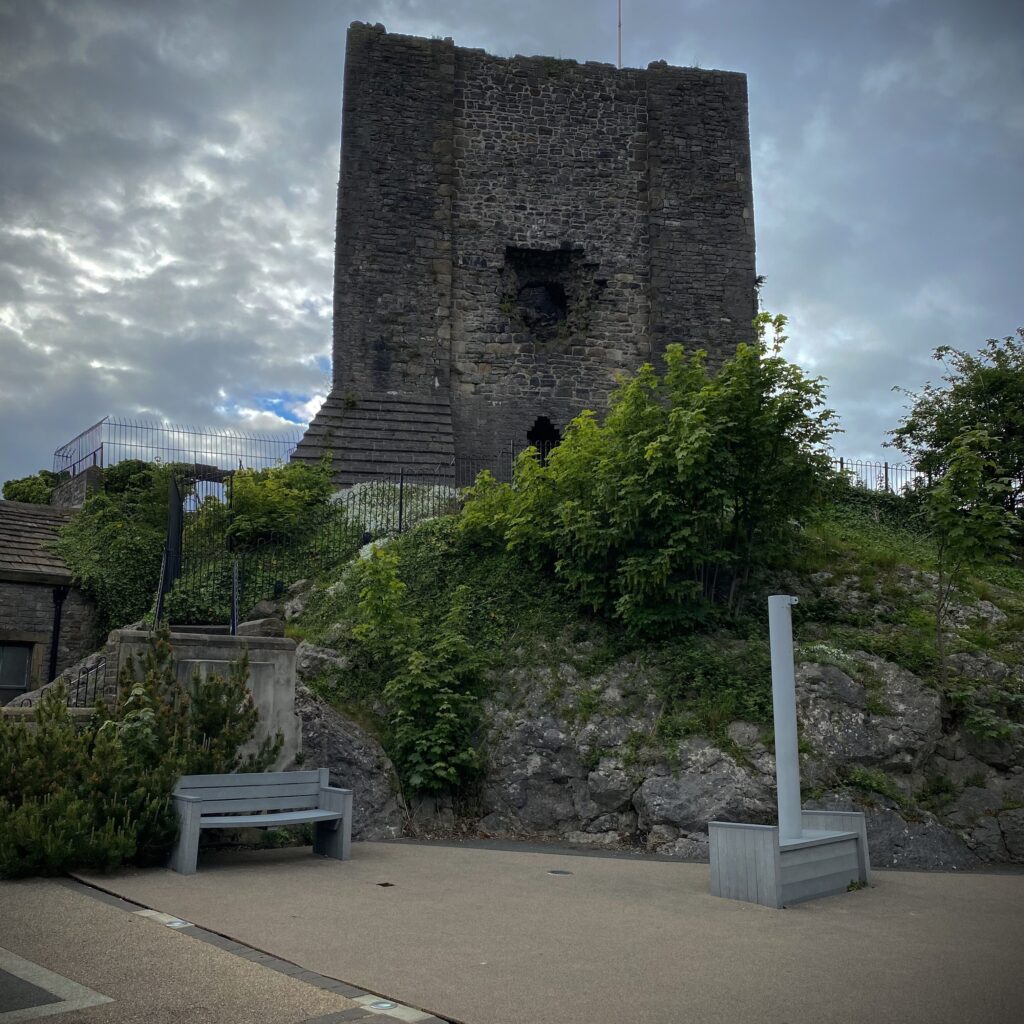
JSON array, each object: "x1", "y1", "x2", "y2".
[{"x1": 169, "y1": 769, "x2": 353, "y2": 875}]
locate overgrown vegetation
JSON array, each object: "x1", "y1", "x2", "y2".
[
  {"x1": 288, "y1": 320, "x2": 1024, "y2": 798},
  {"x1": 889, "y1": 327, "x2": 1024, "y2": 516},
  {"x1": 295, "y1": 508, "x2": 604, "y2": 793},
  {"x1": 20, "y1": 317, "x2": 1022, "y2": 810},
  {"x1": 2, "y1": 468, "x2": 61, "y2": 504},
  {"x1": 54, "y1": 460, "x2": 171, "y2": 636},
  {"x1": 0, "y1": 630, "x2": 280, "y2": 878},
  {"x1": 924, "y1": 430, "x2": 1018, "y2": 673},
  {"x1": 459, "y1": 313, "x2": 837, "y2": 634},
  {"x1": 164, "y1": 459, "x2": 360, "y2": 624}
]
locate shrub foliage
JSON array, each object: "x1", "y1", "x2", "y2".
[
  {"x1": 0, "y1": 629, "x2": 281, "y2": 878},
  {"x1": 460, "y1": 313, "x2": 837, "y2": 633},
  {"x1": 54, "y1": 460, "x2": 170, "y2": 635},
  {"x1": 2, "y1": 469, "x2": 61, "y2": 504},
  {"x1": 889, "y1": 328, "x2": 1024, "y2": 515}
]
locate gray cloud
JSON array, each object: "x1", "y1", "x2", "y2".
[{"x1": 1, "y1": 0, "x2": 1021, "y2": 482}]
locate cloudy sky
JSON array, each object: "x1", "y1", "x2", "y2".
[{"x1": 1, "y1": 0, "x2": 1021, "y2": 484}]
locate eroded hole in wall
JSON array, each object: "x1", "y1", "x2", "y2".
[
  {"x1": 517, "y1": 281, "x2": 567, "y2": 332},
  {"x1": 501, "y1": 247, "x2": 598, "y2": 344}
]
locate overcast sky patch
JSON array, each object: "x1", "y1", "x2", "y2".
[{"x1": 0, "y1": 0, "x2": 1021, "y2": 481}]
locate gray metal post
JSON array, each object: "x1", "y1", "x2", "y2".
[{"x1": 768, "y1": 595, "x2": 802, "y2": 842}]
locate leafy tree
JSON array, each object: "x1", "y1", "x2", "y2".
[
  {"x1": 925, "y1": 429, "x2": 1018, "y2": 674},
  {"x1": 460, "y1": 313, "x2": 837, "y2": 634},
  {"x1": 328, "y1": 547, "x2": 482, "y2": 793},
  {"x1": 2, "y1": 469, "x2": 60, "y2": 504},
  {"x1": 889, "y1": 328, "x2": 1024, "y2": 513},
  {"x1": 383, "y1": 586, "x2": 483, "y2": 792}
]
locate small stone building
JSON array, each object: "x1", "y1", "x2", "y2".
[
  {"x1": 294, "y1": 23, "x2": 757, "y2": 483},
  {"x1": 0, "y1": 500, "x2": 97, "y2": 705}
]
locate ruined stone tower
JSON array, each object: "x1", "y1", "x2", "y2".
[{"x1": 293, "y1": 23, "x2": 756, "y2": 483}]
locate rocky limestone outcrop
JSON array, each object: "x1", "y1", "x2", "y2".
[
  {"x1": 293, "y1": 683, "x2": 406, "y2": 840},
  {"x1": 460, "y1": 644, "x2": 1024, "y2": 868},
  {"x1": 286, "y1": 565, "x2": 1023, "y2": 867},
  {"x1": 796, "y1": 656, "x2": 943, "y2": 776}
]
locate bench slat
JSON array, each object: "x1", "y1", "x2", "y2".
[
  {"x1": 200, "y1": 809, "x2": 344, "y2": 828},
  {"x1": 176, "y1": 770, "x2": 321, "y2": 789},
  {"x1": 176, "y1": 781, "x2": 321, "y2": 802},
  {"x1": 197, "y1": 795, "x2": 321, "y2": 814}
]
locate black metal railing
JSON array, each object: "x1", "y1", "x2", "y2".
[
  {"x1": 65, "y1": 658, "x2": 108, "y2": 708},
  {"x1": 830, "y1": 457, "x2": 927, "y2": 494}
]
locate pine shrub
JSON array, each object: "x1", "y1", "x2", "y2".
[{"x1": 0, "y1": 629, "x2": 281, "y2": 878}]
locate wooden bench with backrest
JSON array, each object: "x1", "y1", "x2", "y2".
[{"x1": 169, "y1": 769, "x2": 353, "y2": 875}]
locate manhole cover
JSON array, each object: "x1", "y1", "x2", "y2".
[
  {"x1": 547, "y1": 869, "x2": 573, "y2": 876},
  {"x1": 376, "y1": 882, "x2": 395, "y2": 887}
]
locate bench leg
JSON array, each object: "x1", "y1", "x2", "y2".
[
  {"x1": 169, "y1": 800, "x2": 200, "y2": 875},
  {"x1": 314, "y1": 793, "x2": 352, "y2": 862}
]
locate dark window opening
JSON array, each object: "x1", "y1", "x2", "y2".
[
  {"x1": 516, "y1": 281, "x2": 567, "y2": 332},
  {"x1": 0, "y1": 643, "x2": 33, "y2": 706},
  {"x1": 527, "y1": 416, "x2": 562, "y2": 461}
]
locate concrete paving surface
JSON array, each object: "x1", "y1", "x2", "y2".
[
  {"x1": 0, "y1": 878, "x2": 356, "y2": 1023},
  {"x1": 75, "y1": 840, "x2": 1024, "y2": 1024}
]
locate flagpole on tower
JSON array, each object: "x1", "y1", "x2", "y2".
[{"x1": 617, "y1": 0, "x2": 622, "y2": 68}]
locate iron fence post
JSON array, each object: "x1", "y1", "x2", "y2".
[
  {"x1": 230, "y1": 557, "x2": 240, "y2": 636},
  {"x1": 398, "y1": 468, "x2": 405, "y2": 533},
  {"x1": 884, "y1": 461, "x2": 890, "y2": 492}
]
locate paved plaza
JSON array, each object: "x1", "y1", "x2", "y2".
[
  {"x1": 41, "y1": 840, "x2": 1024, "y2": 1024},
  {"x1": 1, "y1": 841, "x2": 1021, "y2": 1023}
]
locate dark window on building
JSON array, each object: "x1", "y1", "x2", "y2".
[{"x1": 0, "y1": 643, "x2": 33, "y2": 706}]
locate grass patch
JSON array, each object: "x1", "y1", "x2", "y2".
[{"x1": 844, "y1": 766, "x2": 908, "y2": 808}]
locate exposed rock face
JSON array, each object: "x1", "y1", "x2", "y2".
[
  {"x1": 283, "y1": 579, "x2": 314, "y2": 621},
  {"x1": 293, "y1": 684, "x2": 406, "y2": 840},
  {"x1": 466, "y1": 648, "x2": 1024, "y2": 868},
  {"x1": 295, "y1": 641, "x2": 351, "y2": 679},
  {"x1": 236, "y1": 617, "x2": 285, "y2": 638},
  {"x1": 796, "y1": 656, "x2": 943, "y2": 774},
  {"x1": 288, "y1": 568, "x2": 1024, "y2": 867},
  {"x1": 633, "y1": 742, "x2": 773, "y2": 833}
]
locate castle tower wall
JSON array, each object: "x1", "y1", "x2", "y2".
[
  {"x1": 331, "y1": 26, "x2": 456, "y2": 395},
  {"x1": 294, "y1": 23, "x2": 756, "y2": 483}
]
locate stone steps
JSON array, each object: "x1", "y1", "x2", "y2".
[{"x1": 293, "y1": 391, "x2": 457, "y2": 485}]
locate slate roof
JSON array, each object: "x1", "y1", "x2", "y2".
[{"x1": 0, "y1": 500, "x2": 75, "y2": 584}]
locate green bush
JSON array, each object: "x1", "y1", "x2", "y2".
[
  {"x1": 459, "y1": 313, "x2": 837, "y2": 635},
  {"x1": 2, "y1": 469, "x2": 61, "y2": 504},
  {"x1": 226, "y1": 459, "x2": 334, "y2": 548},
  {"x1": 0, "y1": 629, "x2": 281, "y2": 878},
  {"x1": 305, "y1": 545, "x2": 483, "y2": 793},
  {"x1": 889, "y1": 327, "x2": 1024, "y2": 518},
  {"x1": 54, "y1": 460, "x2": 170, "y2": 635},
  {"x1": 384, "y1": 587, "x2": 484, "y2": 792},
  {"x1": 652, "y1": 635, "x2": 774, "y2": 747}
]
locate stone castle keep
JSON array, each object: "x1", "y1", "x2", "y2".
[{"x1": 294, "y1": 22, "x2": 756, "y2": 482}]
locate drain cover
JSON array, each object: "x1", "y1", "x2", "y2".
[{"x1": 547, "y1": 869, "x2": 573, "y2": 876}]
